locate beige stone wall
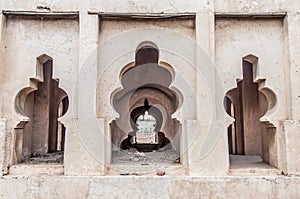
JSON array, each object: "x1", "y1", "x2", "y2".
[
  {"x1": 0, "y1": 176, "x2": 300, "y2": 198},
  {"x1": 0, "y1": 0, "x2": 300, "y2": 197}
]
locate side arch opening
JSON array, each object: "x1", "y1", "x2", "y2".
[{"x1": 14, "y1": 54, "x2": 69, "y2": 164}]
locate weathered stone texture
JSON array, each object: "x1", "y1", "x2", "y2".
[{"x1": 0, "y1": 0, "x2": 300, "y2": 198}]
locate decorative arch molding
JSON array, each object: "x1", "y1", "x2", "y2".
[{"x1": 14, "y1": 54, "x2": 69, "y2": 163}]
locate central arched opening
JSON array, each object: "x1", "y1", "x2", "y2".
[
  {"x1": 120, "y1": 99, "x2": 171, "y2": 152},
  {"x1": 110, "y1": 42, "x2": 182, "y2": 164}
]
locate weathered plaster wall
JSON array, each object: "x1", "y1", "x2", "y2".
[
  {"x1": 0, "y1": 176, "x2": 300, "y2": 199},
  {"x1": 0, "y1": 0, "x2": 212, "y2": 13},
  {"x1": 0, "y1": 0, "x2": 300, "y2": 198}
]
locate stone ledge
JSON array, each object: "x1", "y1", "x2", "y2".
[
  {"x1": 107, "y1": 163, "x2": 186, "y2": 176},
  {"x1": 229, "y1": 155, "x2": 281, "y2": 175},
  {"x1": 0, "y1": 175, "x2": 299, "y2": 198},
  {"x1": 9, "y1": 164, "x2": 64, "y2": 176}
]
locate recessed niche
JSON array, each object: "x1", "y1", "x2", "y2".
[
  {"x1": 14, "y1": 54, "x2": 68, "y2": 164},
  {"x1": 224, "y1": 55, "x2": 277, "y2": 168},
  {"x1": 110, "y1": 42, "x2": 182, "y2": 164}
]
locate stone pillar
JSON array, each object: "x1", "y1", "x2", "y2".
[
  {"x1": 64, "y1": 11, "x2": 105, "y2": 175},
  {"x1": 282, "y1": 12, "x2": 300, "y2": 175},
  {"x1": 187, "y1": 10, "x2": 229, "y2": 176},
  {"x1": 0, "y1": 12, "x2": 7, "y2": 176},
  {"x1": 0, "y1": 118, "x2": 6, "y2": 175}
]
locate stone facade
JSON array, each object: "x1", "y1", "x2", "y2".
[{"x1": 1, "y1": 0, "x2": 300, "y2": 198}]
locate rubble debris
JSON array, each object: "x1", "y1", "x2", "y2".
[
  {"x1": 112, "y1": 149, "x2": 179, "y2": 164},
  {"x1": 24, "y1": 151, "x2": 64, "y2": 164}
]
